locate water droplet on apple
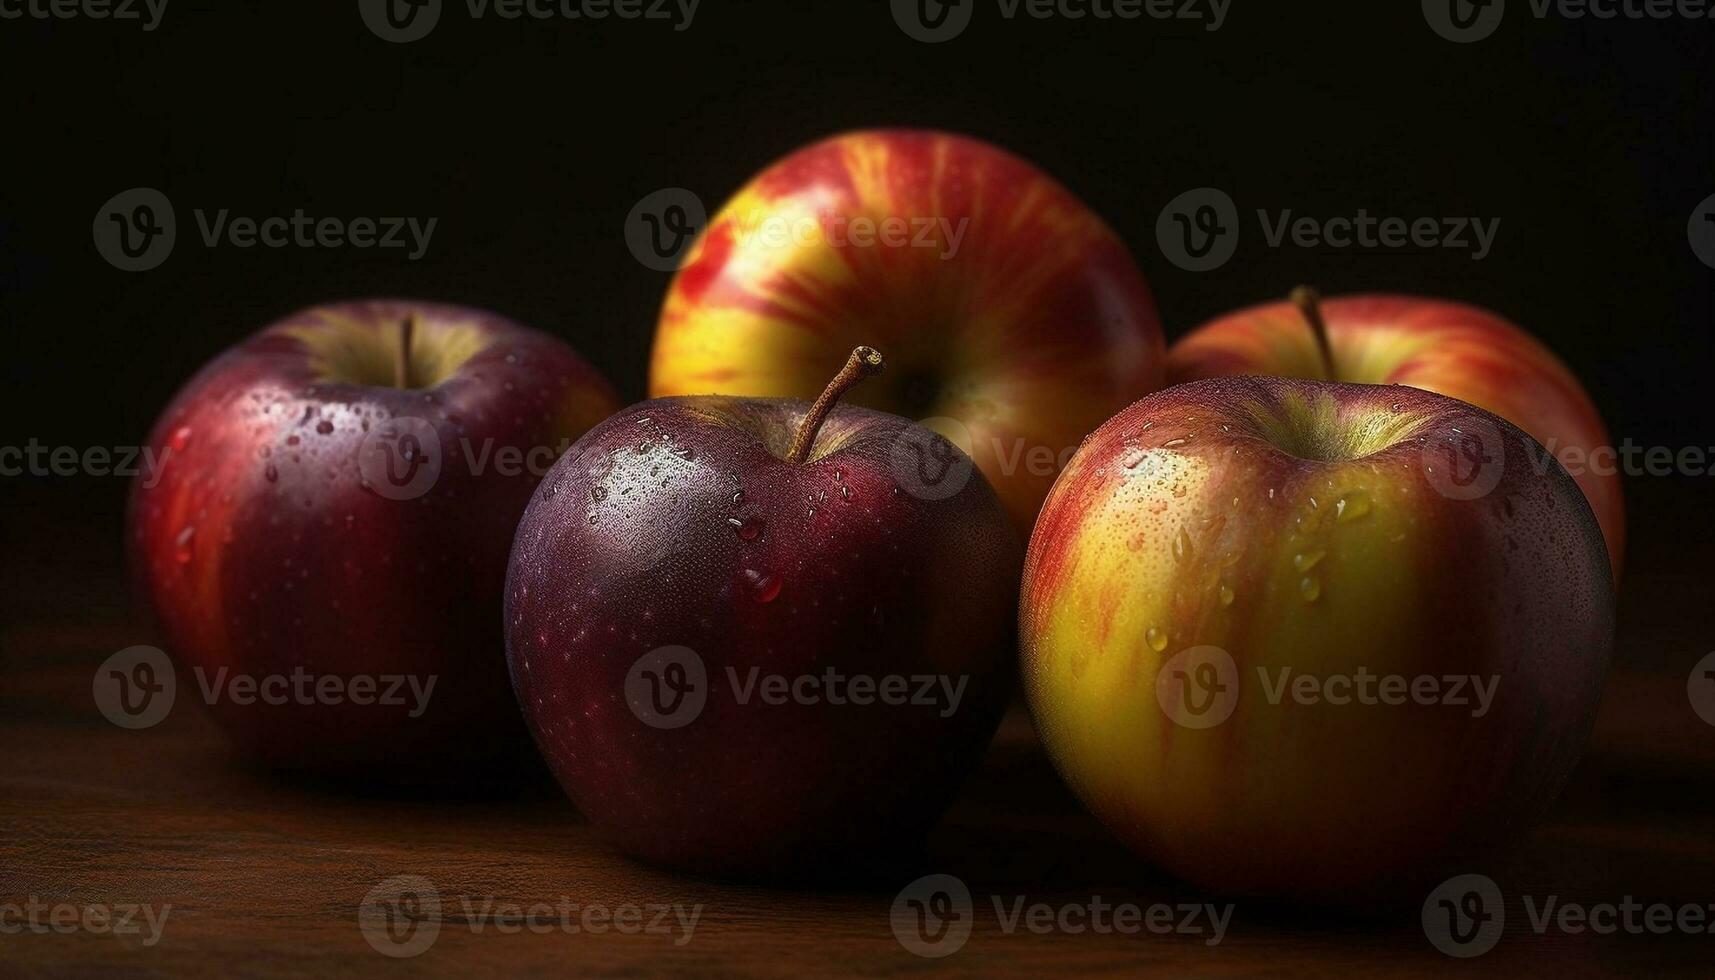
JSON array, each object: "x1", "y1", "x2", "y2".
[
  {"x1": 174, "y1": 526, "x2": 195, "y2": 564},
  {"x1": 1173, "y1": 527, "x2": 1193, "y2": 563},
  {"x1": 169, "y1": 426, "x2": 194, "y2": 452},
  {"x1": 1218, "y1": 584, "x2": 1236, "y2": 606},
  {"x1": 1163, "y1": 437, "x2": 1190, "y2": 449},
  {"x1": 741, "y1": 568, "x2": 781, "y2": 603},
  {"x1": 590, "y1": 486, "x2": 608, "y2": 501},
  {"x1": 1335, "y1": 490, "x2": 1372, "y2": 523},
  {"x1": 1294, "y1": 549, "x2": 1326, "y2": 572},
  {"x1": 316, "y1": 420, "x2": 335, "y2": 435},
  {"x1": 264, "y1": 463, "x2": 279, "y2": 483},
  {"x1": 286, "y1": 435, "x2": 300, "y2": 447},
  {"x1": 1300, "y1": 576, "x2": 1322, "y2": 602},
  {"x1": 1145, "y1": 626, "x2": 1168, "y2": 652}
]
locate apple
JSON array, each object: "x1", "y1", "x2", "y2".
[
  {"x1": 1020, "y1": 375, "x2": 1614, "y2": 903},
  {"x1": 1168, "y1": 288, "x2": 1624, "y2": 576},
  {"x1": 506, "y1": 346, "x2": 1020, "y2": 878},
  {"x1": 128, "y1": 300, "x2": 619, "y2": 781},
  {"x1": 647, "y1": 128, "x2": 1165, "y2": 532}
]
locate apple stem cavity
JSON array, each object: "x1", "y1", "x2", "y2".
[
  {"x1": 786, "y1": 346, "x2": 885, "y2": 464},
  {"x1": 1290, "y1": 286, "x2": 1340, "y2": 382},
  {"x1": 395, "y1": 315, "x2": 416, "y2": 389}
]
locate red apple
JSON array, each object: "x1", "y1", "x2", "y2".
[
  {"x1": 1021, "y1": 376, "x2": 1614, "y2": 903},
  {"x1": 128, "y1": 300, "x2": 619, "y2": 781},
  {"x1": 506, "y1": 347, "x2": 1020, "y2": 878},
  {"x1": 648, "y1": 128, "x2": 1165, "y2": 532},
  {"x1": 1167, "y1": 289, "x2": 1624, "y2": 576}
]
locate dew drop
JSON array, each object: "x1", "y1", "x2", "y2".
[
  {"x1": 264, "y1": 463, "x2": 279, "y2": 483},
  {"x1": 1173, "y1": 527, "x2": 1193, "y2": 563},
  {"x1": 1300, "y1": 576, "x2": 1322, "y2": 602},
  {"x1": 174, "y1": 526, "x2": 196, "y2": 564},
  {"x1": 590, "y1": 486, "x2": 608, "y2": 502},
  {"x1": 1145, "y1": 626, "x2": 1169, "y2": 652},
  {"x1": 316, "y1": 420, "x2": 335, "y2": 435},
  {"x1": 1335, "y1": 491, "x2": 1372, "y2": 523},
  {"x1": 1218, "y1": 584, "x2": 1235, "y2": 607},
  {"x1": 169, "y1": 426, "x2": 194, "y2": 452},
  {"x1": 741, "y1": 568, "x2": 782, "y2": 603}
]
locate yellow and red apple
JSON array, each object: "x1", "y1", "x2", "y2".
[
  {"x1": 1021, "y1": 376, "x2": 1614, "y2": 903},
  {"x1": 1167, "y1": 290, "x2": 1624, "y2": 575},
  {"x1": 648, "y1": 128, "x2": 1164, "y2": 530}
]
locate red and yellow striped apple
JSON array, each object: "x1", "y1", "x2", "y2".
[
  {"x1": 1167, "y1": 289, "x2": 1624, "y2": 576},
  {"x1": 648, "y1": 129, "x2": 1164, "y2": 531},
  {"x1": 1021, "y1": 376, "x2": 1614, "y2": 903}
]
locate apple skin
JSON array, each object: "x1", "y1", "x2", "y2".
[
  {"x1": 1020, "y1": 376, "x2": 1614, "y2": 904},
  {"x1": 648, "y1": 128, "x2": 1164, "y2": 532},
  {"x1": 1167, "y1": 294, "x2": 1624, "y2": 576},
  {"x1": 128, "y1": 300, "x2": 619, "y2": 781},
  {"x1": 504, "y1": 396, "x2": 1021, "y2": 879}
]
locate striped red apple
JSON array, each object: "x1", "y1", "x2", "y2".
[
  {"x1": 648, "y1": 128, "x2": 1164, "y2": 530},
  {"x1": 1021, "y1": 375, "x2": 1614, "y2": 903},
  {"x1": 1167, "y1": 289, "x2": 1624, "y2": 577}
]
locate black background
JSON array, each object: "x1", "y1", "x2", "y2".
[{"x1": 2, "y1": 0, "x2": 1712, "y2": 640}]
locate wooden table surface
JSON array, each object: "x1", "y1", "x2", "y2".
[{"x1": 4, "y1": 485, "x2": 1714, "y2": 977}]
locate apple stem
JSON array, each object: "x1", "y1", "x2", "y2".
[
  {"x1": 1290, "y1": 286, "x2": 1339, "y2": 382},
  {"x1": 395, "y1": 315, "x2": 415, "y2": 389},
  {"x1": 785, "y1": 346, "x2": 885, "y2": 464}
]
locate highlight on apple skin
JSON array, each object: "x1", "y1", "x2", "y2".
[
  {"x1": 648, "y1": 128, "x2": 1165, "y2": 532},
  {"x1": 1167, "y1": 290, "x2": 1624, "y2": 576},
  {"x1": 1020, "y1": 376, "x2": 1615, "y2": 904},
  {"x1": 128, "y1": 300, "x2": 620, "y2": 781},
  {"x1": 505, "y1": 348, "x2": 1022, "y2": 879}
]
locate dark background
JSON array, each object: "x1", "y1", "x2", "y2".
[{"x1": 2, "y1": 1, "x2": 1712, "y2": 648}]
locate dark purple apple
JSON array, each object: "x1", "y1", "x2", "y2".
[
  {"x1": 129, "y1": 300, "x2": 619, "y2": 782},
  {"x1": 505, "y1": 347, "x2": 1021, "y2": 878}
]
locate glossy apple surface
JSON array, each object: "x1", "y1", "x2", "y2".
[
  {"x1": 506, "y1": 352, "x2": 1020, "y2": 878},
  {"x1": 1167, "y1": 292, "x2": 1623, "y2": 575},
  {"x1": 648, "y1": 128, "x2": 1164, "y2": 531},
  {"x1": 129, "y1": 300, "x2": 619, "y2": 781},
  {"x1": 1021, "y1": 376, "x2": 1614, "y2": 903}
]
